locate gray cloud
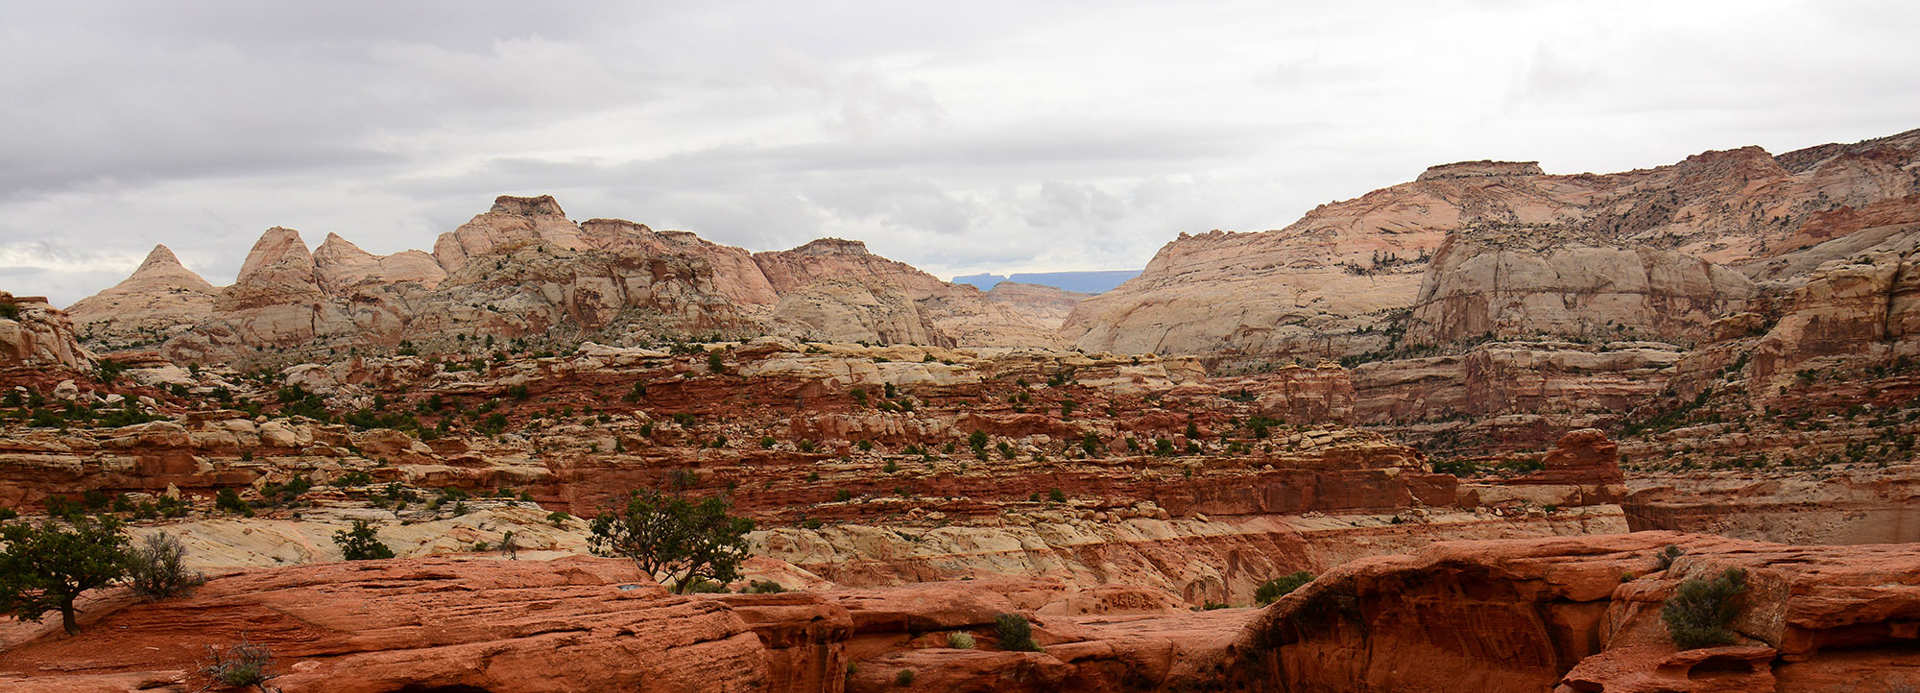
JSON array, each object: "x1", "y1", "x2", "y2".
[{"x1": 2, "y1": 0, "x2": 1917, "y2": 304}]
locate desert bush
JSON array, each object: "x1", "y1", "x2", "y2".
[
  {"x1": 747, "y1": 579, "x2": 785, "y2": 593},
  {"x1": 215, "y1": 488, "x2": 252, "y2": 516},
  {"x1": 1662, "y1": 568, "x2": 1748, "y2": 649},
  {"x1": 994, "y1": 613, "x2": 1040, "y2": 652},
  {"x1": 946, "y1": 631, "x2": 975, "y2": 649},
  {"x1": 202, "y1": 640, "x2": 276, "y2": 688},
  {"x1": 1254, "y1": 571, "x2": 1314, "y2": 605},
  {"x1": 894, "y1": 668, "x2": 915, "y2": 686},
  {"x1": 127, "y1": 532, "x2": 204, "y2": 600},
  {"x1": 1654, "y1": 545, "x2": 1684, "y2": 571},
  {"x1": 331, "y1": 520, "x2": 395, "y2": 561}
]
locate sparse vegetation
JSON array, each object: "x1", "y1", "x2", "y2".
[
  {"x1": 127, "y1": 532, "x2": 204, "y2": 600},
  {"x1": 1654, "y1": 545, "x2": 1684, "y2": 571},
  {"x1": 1662, "y1": 568, "x2": 1748, "y2": 649},
  {"x1": 1254, "y1": 571, "x2": 1314, "y2": 605},
  {"x1": 994, "y1": 613, "x2": 1040, "y2": 652},
  {"x1": 332, "y1": 520, "x2": 395, "y2": 561},
  {"x1": 201, "y1": 640, "x2": 277, "y2": 689}
]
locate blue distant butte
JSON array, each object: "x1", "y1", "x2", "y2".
[{"x1": 951, "y1": 270, "x2": 1140, "y2": 295}]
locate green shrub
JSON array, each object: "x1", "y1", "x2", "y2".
[
  {"x1": 214, "y1": 488, "x2": 251, "y2": 516},
  {"x1": 946, "y1": 631, "x2": 975, "y2": 649},
  {"x1": 747, "y1": 579, "x2": 785, "y2": 594},
  {"x1": 1662, "y1": 568, "x2": 1748, "y2": 649},
  {"x1": 332, "y1": 520, "x2": 395, "y2": 561},
  {"x1": 1255, "y1": 571, "x2": 1314, "y2": 605},
  {"x1": 894, "y1": 668, "x2": 915, "y2": 687},
  {"x1": 994, "y1": 613, "x2": 1040, "y2": 652}
]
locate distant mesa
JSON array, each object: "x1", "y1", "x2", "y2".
[{"x1": 953, "y1": 269, "x2": 1141, "y2": 294}]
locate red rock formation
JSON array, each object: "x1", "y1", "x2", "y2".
[
  {"x1": 1219, "y1": 532, "x2": 1920, "y2": 692},
  {"x1": 0, "y1": 556, "x2": 777, "y2": 692}
]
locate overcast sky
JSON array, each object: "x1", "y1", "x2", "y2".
[{"x1": 2, "y1": 1, "x2": 1916, "y2": 305}]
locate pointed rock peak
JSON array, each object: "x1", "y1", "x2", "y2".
[
  {"x1": 255, "y1": 226, "x2": 308, "y2": 249},
  {"x1": 316, "y1": 232, "x2": 371, "y2": 256},
  {"x1": 116, "y1": 243, "x2": 213, "y2": 291},
  {"x1": 235, "y1": 227, "x2": 315, "y2": 284},
  {"x1": 136, "y1": 244, "x2": 184, "y2": 271},
  {"x1": 491, "y1": 195, "x2": 566, "y2": 218},
  {"x1": 787, "y1": 238, "x2": 870, "y2": 256}
]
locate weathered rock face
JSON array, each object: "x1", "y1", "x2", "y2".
[
  {"x1": 0, "y1": 293, "x2": 93, "y2": 371},
  {"x1": 1744, "y1": 231, "x2": 1920, "y2": 399},
  {"x1": 0, "y1": 557, "x2": 779, "y2": 692},
  {"x1": 64, "y1": 245, "x2": 217, "y2": 350},
  {"x1": 1220, "y1": 532, "x2": 1920, "y2": 692},
  {"x1": 431, "y1": 193, "x2": 586, "y2": 272},
  {"x1": 1404, "y1": 229, "x2": 1756, "y2": 346},
  {"x1": 1351, "y1": 340, "x2": 1681, "y2": 441},
  {"x1": 312, "y1": 232, "x2": 446, "y2": 293},
  {"x1": 1624, "y1": 464, "x2": 1920, "y2": 545},
  {"x1": 70, "y1": 196, "x2": 1069, "y2": 366},
  {"x1": 1065, "y1": 128, "x2": 1920, "y2": 367}
]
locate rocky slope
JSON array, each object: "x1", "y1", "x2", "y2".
[{"x1": 69, "y1": 195, "x2": 1070, "y2": 367}]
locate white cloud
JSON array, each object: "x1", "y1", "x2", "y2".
[{"x1": 0, "y1": 0, "x2": 1916, "y2": 304}]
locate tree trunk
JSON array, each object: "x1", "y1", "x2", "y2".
[{"x1": 59, "y1": 598, "x2": 78, "y2": 635}]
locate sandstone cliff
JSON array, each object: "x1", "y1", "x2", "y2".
[
  {"x1": 0, "y1": 293, "x2": 93, "y2": 371},
  {"x1": 1065, "y1": 129, "x2": 1920, "y2": 367}
]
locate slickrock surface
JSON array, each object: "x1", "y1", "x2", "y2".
[
  {"x1": 1221, "y1": 532, "x2": 1920, "y2": 692},
  {"x1": 0, "y1": 556, "x2": 775, "y2": 692}
]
